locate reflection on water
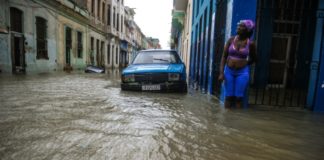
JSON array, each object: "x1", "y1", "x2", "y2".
[{"x1": 0, "y1": 71, "x2": 323, "y2": 160}]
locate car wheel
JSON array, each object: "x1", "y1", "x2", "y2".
[{"x1": 182, "y1": 84, "x2": 188, "y2": 93}]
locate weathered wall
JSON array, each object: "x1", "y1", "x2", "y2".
[
  {"x1": 56, "y1": 15, "x2": 89, "y2": 70},
  {"x1": 88, "y1": 29, "x2": 108, "y2": 67},
  {"x1": 0, "y1": 0, "x2": 9, "y2": 32},
  {"x1": 0, "y1": 0, "x2": 58, "y2": 73},
  {"x1": 106, "y1": 38, "x2": 120, "y2": 68},
  {"x1": 0, "y1": 0, "x2": 10, "y2": 72},
  {"x1": 0, "y1": 34, "x2": 10, "y2": 72},
  {"x1": 23, "y1": 3, "x2": 58, "y2": 73}
]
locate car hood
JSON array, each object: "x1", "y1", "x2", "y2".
[{"x1": 122, "y1": 64, "x2": 184, "y2": 74}]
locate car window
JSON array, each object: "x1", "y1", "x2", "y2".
[{"x1": 132, "y1": 51, "x2": 181, "y2": 64}]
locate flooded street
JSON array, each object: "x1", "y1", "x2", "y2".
[{"x1": 0, "y1": 71, "x2": 323, "y2": 160}]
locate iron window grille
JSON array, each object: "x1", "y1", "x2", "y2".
[{"x1": 36, "y1": 17, "x2": 48, "y2": 59}]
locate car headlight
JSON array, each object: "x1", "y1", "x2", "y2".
[
  {"x1": 168, "y1": 73, "x2": 180, "y2": 81},
  {"x1": 123, "y1": 74, "x2": 135, "y2": 82}
]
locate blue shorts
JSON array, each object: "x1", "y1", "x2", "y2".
[{"x1": 224, "y1": 65, "x2": 250, "y2": 97}]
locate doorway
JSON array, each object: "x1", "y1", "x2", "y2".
[
  {"x1": 251, "y1": 0, "x2": 317, "y2": 108},
  {"x1": 212, "y1": 0, "x2": 227, "y2": 96},
  {"x1": 11, "y1": 33, "x2": 25, "y2": 73},
  {"x1": 65, "y1": 27, "x2": 72, "y2": 65},
  {"x1": 10, "y1": 7, "x2": 25, "y2": 73}
]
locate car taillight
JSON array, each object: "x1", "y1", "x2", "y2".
[{"x1": 168, "y1": 73, "x2": 180, "y2": 81}]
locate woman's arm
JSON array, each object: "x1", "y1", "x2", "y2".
[{"x1": 218, "y1": 37, "x2": 233, "y2": 81}]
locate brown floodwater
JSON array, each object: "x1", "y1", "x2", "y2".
[{"x1": 0, "y1": 70, "x2": 323, "y2": 160}]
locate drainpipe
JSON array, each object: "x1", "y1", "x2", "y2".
[{"x1": 306, "y1": 0, "x2": 324, "y2": 110}]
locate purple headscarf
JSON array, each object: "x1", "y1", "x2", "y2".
[{"x1": 238, "y1": 19, "x2": 255, "y2": 32}]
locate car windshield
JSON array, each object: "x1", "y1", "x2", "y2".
[{"x1": 132, "y1": 51, "x2": 181, "y2": 64}]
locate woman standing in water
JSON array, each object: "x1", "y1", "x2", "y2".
[{"x1": 218, "y1": 19, "x2": 257, "y2": 108}]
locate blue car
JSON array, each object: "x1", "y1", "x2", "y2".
[{"x1": 121, "y1": 50, "x2": 187, "y2": 92}]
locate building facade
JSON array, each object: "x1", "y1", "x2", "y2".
[
  {"x1": 0, "y1": 0, "x2": 106, "y2": 73},
  {"x1": 147, "y1": 37, "x2": 161, "y2": 49},
  {"x1": 173, "y1": 0, "x2": 324, "y2": 112},
  {"x1": 0, "y1": 0, "x2": 160, "y2": 73},
  {"x1": 171, "y1": 0, "x2": 192, "y2": 79}
]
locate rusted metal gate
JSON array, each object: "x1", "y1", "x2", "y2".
[
  {"x1": 212, "y1": 0, "x2": 227, "y2": 96},
  {"x1": 250, "y1": 0, "x2": 317, "y2": 108}
]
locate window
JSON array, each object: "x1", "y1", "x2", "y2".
[
  {"x1": 117, "y1": 13, "x2": 119, "y2": 31},
  {"x1": 115, "y1": 46, "x2": 118, "y2": 64},
  {"x1": 90, "y1": 37, "x2": 94, "y2": 64},
  {"x1": 101, "y1": 41, "x2": 104, "y2": 66},
  {"x1": 107, "y1": 5, "x2": 111, "y2": 25},
  {"x1": 132, "y1": 51, "x2": 181, "y2": 64},
  {"x1": 102, "y1": 2, "x2": 105, "y2": 23},
  {"x1": 36, "y1": 17, "x2": 48, "y2": 59},
  {"x1": 112, "y1": 45, "x2": 115, "y2": 64},
  {"x1": 113, "y1": 7, "x2": 116, "y2": 28},
  {"x1": 121, "y1": 15, "x2": 123, "y2": 32},
  {"x1": 97, "y1": 39, "x2": 100, "y2": 62},
  {"x1": 97, "y1": 0, "x2": 101, "y2": 20},
  {"x1": 91, "y1": 37, "x2": 94, "y2": 50},
  {"x1": 107, "y1": 44, "x2": 110, "y2": 64},
  {"x1": 10, "y1": 7, "x2": 23, "y2": 33},
  {"x1": 77, "y1": 31, "x2": 83, "y2": 58},
  {"x1": 91, "y1": 0, "x2": 95, "y2": 15},
  {"x1": 65, "y1": 27, "x2": 72, "y2": 64}
]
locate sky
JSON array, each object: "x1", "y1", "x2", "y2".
[{"x1": 124, "y1": 0, "x2": 173, "y2": 49}]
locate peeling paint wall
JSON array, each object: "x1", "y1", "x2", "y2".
[
  {"x1": 88, "y1": 29, "x2": 107, "y2": 67},
  {"x1": 106, "y1": 38, "x2": 119, "y2": 69},
  {"x1": 0, "y1": 0, "x2": 9, "y2": 32},
  {"x1": 56, "y1": 15, "x2": 89, "y2": 70},
  {"x1": 0, "y1": 34, "x2": 10, "y2": 72},
  {"x1": 0, "y1": 0, "x2": 58, "y2": 73},
  {"x1": 0, "y1": 0, "x2": 10, "y2": 72},
  {"x1": 1, "y1": 0, "x2": 143, "y2": 73},
  {"x1": 0, "y1": 0, "x2": 94, "y2": 73},
  {"x1": 23, "y1": 3, "x2": 58, "y2": 73}
]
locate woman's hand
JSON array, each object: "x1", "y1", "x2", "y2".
[{"x1": 218, "y1": 73, "x2": 224, "y2": 82}]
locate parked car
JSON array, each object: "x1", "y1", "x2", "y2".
[
  {"x1": 121, "y1": 50, "x2": 187, "y2": 92},
  {"x1": 85, "y1": 65, "x2": 105, "y2": 73}
]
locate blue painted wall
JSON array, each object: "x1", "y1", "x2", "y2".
[
  {"x1": 0, "y1": 34, "x2": 10, "y2": 72},
  {"x1": 230, "y1": 0, "x2": 258, "y2": 37},
  {"x1": 190, "y1": 0, "x2": 257, "y2": 94},
  {"x1": 296, "y1": 5, "x2": 317, "y2": 92},
  {"x1": 314, "y1": 34, "x2": 324, "y2": 112},
  {"x1": 306, "y1": 0, "x2": 324, "y2": 107},
  {"x1": 188, "y1": 0, "x2": 324, "y2": 112},
  {"x1": 309, "y1": 0, "x2": 324, "y2": 111},
  {"x1": 190, "y1": 0, "x2": 216, "y2": 91},
  {"x1": 254, "y1": 0, "x2": 273, "y2": 87}
]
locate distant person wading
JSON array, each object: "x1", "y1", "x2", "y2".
[{"x1": 218, "y1": 19, "x2": 257, "y2": 108}]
